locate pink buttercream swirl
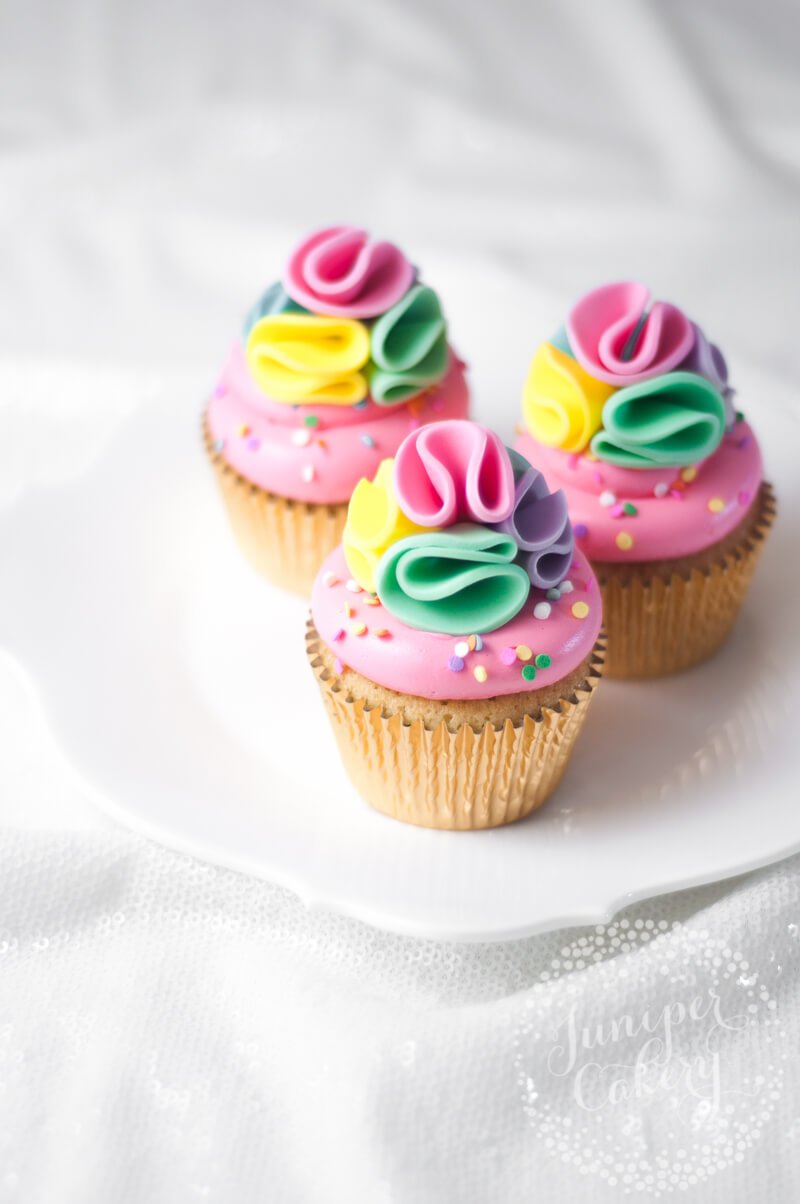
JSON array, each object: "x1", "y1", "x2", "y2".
[
  {"x1": 283, "y1": 226, "x2": 414, "y2": 319},
  {"x1": 393, "y1": 420, "x2": 516, "y2": 528},
  {"x1": 567, "y1": 281, "x2": 695, "y2": 386}
]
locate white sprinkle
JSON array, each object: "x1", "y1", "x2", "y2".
[
  {"x1": 533, "y1": 602, "x2": 552, "y2": 620},
  {"x1": 599, "y1": 490, "x2": 617, "y2": 508},
  {"x1": 454, "y1": 640, "x2": 470, "y2": 658},
  {"x1": 474, "y1": 635, "x2": 483, "y2": 651},
  {"x1": 546, "y1": 588, "x2": 561, "y2": 600},
  {"x1": 292, "y1": 428, "x2": 312, "y2": 447},
  {"x1": 654, "y1": 481, "x2": 669, "y2": 498},
  {"x1": 301, "y1": 464, "x2": 315, "y2": 482},
  {"x1": 345, "y1": 579, "x2": 363, "y2": 593},
  {"x1": 322, "y1": 571, "x2": 338, "y2": 588},
  {"x1": 559, "y1": 579, "x2": 574, "y2": 594}
]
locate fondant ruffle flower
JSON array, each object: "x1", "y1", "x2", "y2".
[
  {"x1": 284, "y1": 226, "x2": 414, "y2": 319},
  {"x1": 245, "y1": 313, "x2": 370, "y2": 405},
  {"x1": 375, "y1": 524, "x2": 530, "y2": 635},
  {"x1": 523, "y1": 339, "x2": 615, "y2": 452},
  {"x1": 243, "y1": 281, "x2": 307, "y2": 337},
  {"x1": 343, "y1": 459, "x2": 432, "y2": 594},
  {"x1": 493, "y1": 451, "x2": 574, "y2": 590},
  {"x1": 590, "y1": 372, "x2": 728, "y2": 468},
  {"x1": 679, "y1": 323, "x2": 736, "y2": 428},
  {"x1": 567, "y1": 282, "x2": 695, "y2": 386},
  {"x1": 393, "y1": 420, "x2": 515, "y2": 528},
  {"x1": 367, "y1": 285, "x2": 448, "y2": 405}
]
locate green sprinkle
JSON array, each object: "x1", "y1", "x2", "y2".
[
  {"x1": 304, "y1": 414, "x2": 320, "y2": 428},
  {"x1": 521, "y1": 664, "x2": 537, "y2": 682},
  {"x1": 534, "y1": 653, "x2": 551, "y2": 669},
  {"x1": 622, "y1": 502, "x2": 638, "y2": 516},
  {"x1": 736, "y1": 410, "x2": 744, "y2": 424}
]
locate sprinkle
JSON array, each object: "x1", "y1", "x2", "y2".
[
  {"x1": 349, "y1": 622, "x2": 367, "y2": 637},
  {"x1": 681, "y1": 466, "x2": 697, "y2": 483},
  {"x1": 473, "y1": 634, "x2": 483, "y2": 651},
  {"x1": 316, "y1": 438, "x2": 328, "y2": 450},
  {"x1": 374, "y1": 628, "x2": 391, "y2": 638},
  {"x1": 363, "y1": 595, "x2": 381, "y2": 607},
  {"x1": 291, "y1": 429, "x2": 312, "y2": 447},
  {"x1": 546, "y1": 588, "x2": 561, "y2": 600},
  {"x1": 212, "y1": 438, "x2": 225, "y2": 454},
  {"x1": 559, "y1": 579, "x2": 574, "y2": 594},
  {"x1": 615, "y1": 531, "x2": 634, "y2": 551},
  {"x1": 334, "y1": 657, "x2": 344, "y2": 674},
  {"x1": 473, "y1": 665, "x2": 488, "y2": 684},
  {"x1": 654, "y1": 482, "x2": 669, "y2": 498},
  {"x1": 303, "y1": 415, "x2": 319, "y2": 428},
  {"x1": 622, "y1": 502, "x2": 638, "y2": 516},
  {"x1": 521, "y1": 664, "x2": 537, "y2": 682},
  {"x1": 571, "y1": 601, "x2": 590, "y2": 619},
  {"x1": 212, "y1": 383, "x2": 227, "y2": 399},
  {"x1": 567, "y1": 454, "x2": 581, "y2": 470},
  {"x1": 343, "y1": 603, "x2": 354, "y2": 618},
  {"x1": 360, "y1": 434, "x2": 375, "y2": 448},
  {"x1": 708, "y1": 497, "x2": 725, "y2": 513},
  {"x1": 353, "y1": 399, "x2": 369, "y2": 411},
  {"x1": 533, "y1": 602, "x2": 552, "y2": 620},
  {"x1": 467, "y1": 635, "x2": 477, "y2": 651},
  {"x1": 599, "y1": 490, "x2": 616, "y2": 508},
  {"x1": 585, "y1": 451, "x2": 599, "y2": 462},
  {"x1": 671, "y1": 478, "x2": 686, "y2": 492},
  {"x1": 332, "y1": 628, "x2": 345, "y2": 642},
  {"x1": 237, "y1": 423, "x2": 251, "y2": 437},
  {"x1": 535, "y1": 653, "x2": 551, "y2": 669},
  {"x1": 669, "y1": 489, "x2": 684, "y2": 500},
  {"x1": 246, "y1": 436, "x2": 260, "y2": 451},
  {"x1": 408, "y1": 418, "x2": 420, "y2": 430},
  {"x1": 737, "y1": 435, "x2": 751, "y2": 449},
  {"x1": 301, "y1": 464, "x2": 315, "y2": 483},
  {"x1": 345, "y1": 579, "x2": 362, "y2": 593},
  {"x1": 454, "y1": 640, "x2": 470, "y2": 658},
  {"x1": 500, "y1": 647, "x2": 517, "y2": 666},
  {"x1": 736, "y1": 410, "x2": 745, "y2": 423},
  {"x1": 574, "y1": 522, "x2": 589, "y2": 539},
  {"x1": 448, "y1": 655, "x2": 465, "y2": 672},
  {"x1": 610, "y1": 503, "x2": 625, "y2": 518},
  {"x1": 593, "y1": 470, "x2": 604, "y2": 485},
  {"x1": 516, "y1": 644, "x2": 533, "y2": 662},
  {"x1": 322, "y1": 571, "x2": 338, "y2": 588},
  {"x1": 738, "y1": 490, "x2": 751, "y2": 506}
]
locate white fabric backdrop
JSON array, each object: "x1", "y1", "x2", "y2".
[{"x1": 1, "y1": 1, "x2": 799, "y2": 1200}]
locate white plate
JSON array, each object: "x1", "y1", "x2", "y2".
[{"x1": 0, "y1": 395, "x2": 797, "y2": 941}]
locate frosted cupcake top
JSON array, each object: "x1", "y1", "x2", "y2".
[
  {"x1": 311, "y1": 420, "x2": 602, "y2": 701},
  {"x1": 517, "y1": 282, "x2": 762, "y2": 562},
  {"x1": 206, "y1": 226, "x2": 469, "y2": 504}
]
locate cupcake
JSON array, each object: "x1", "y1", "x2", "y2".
[
  {"x1": 306, "y1": 420, "x2": 604, "y2": 830},
  {"x1": 204, "y1": 226, "x2": 470, "y2": 594},
  {"x1": 516, "y1": 282, "x2": 776, "y2": 678}
]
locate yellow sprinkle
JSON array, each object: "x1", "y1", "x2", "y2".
[
  {"x1": 616, "y1": 531, "x2": 634, "y2": 551},
  {"x1": 681, "y1": 466, "x2": 698, "y2": 483},
  {"x1": 572, "y1": 601, "x2": 590, "y2": 619},
  {"x1": 350, "y1": 622, "x2": 367, "y2": 637},
  {"x1": 237, "y1": 423, "x2": 251, "y2": 437},
  {"x1": 344, "y1": 603, "x2": 354, "y2": 618},
  {"x1": 516, "y1": 644, "x2": 533, "y2": 662},
  {"x1": 584, "y1": 450, "x2": 599, "y2": 461},
  {"x1": 373, "y1": 628, "x2": 391, "y2": 638},
  {"x1": 708, "y1": 496, "x2": 725, "y2": 513},
  {"x1": 473, "y1": 665, "x2": 488, "y2": 683},
  {"x1": 363, "y1": 595, "x2": 381, "y2": 607}
]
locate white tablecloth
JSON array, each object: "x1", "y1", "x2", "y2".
[{"x1": 1, "y1": 2, "x2": 799, "y2": 1200}]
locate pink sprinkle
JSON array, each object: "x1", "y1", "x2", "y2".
[
  {"x1": 610, "y1": 503, "x2": 624, "y2": 518},
  {"x1": 246, "y1": 436, "x2": 260, "y2": 452},
  {"x1": 669, "y1": 489, "x2": 684, "y2": 500},
  {"x1": 334, "y1": 657, "x2": 344, "y2": 674},
  {"x1": 567, "y1": 454, "x2": 580, "y2": 470},
  {"x1": 332, "y1": 628, "x2": 345, "y2": 642},
  {"x1": 500, "y1": 647, "x2": 517, "y2": 666},
  {"x1": 738, "y1": 490, "x2": 751, "y2": 506},
  {"x1": 213, "y1": 383, "x2": 227, "y2": 398},
  {"x1": 737, "y1": 436, "x2": 751, "y2": 449},
  {"x1": 593, "y1": 470, "x2": 604, "y2": 485}
]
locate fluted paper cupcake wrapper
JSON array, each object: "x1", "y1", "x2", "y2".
[
  {"x1": 203, "y1": 416, "x2": 347, "y2": 595},
  {"x1": 598, "y1": 482, "x2": 776, "y2": 679},
  {"x1": 306, "y1": 620, "x2": 606, "y2": 830}
]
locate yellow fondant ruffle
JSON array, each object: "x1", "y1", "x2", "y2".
[
  {"x1": 343, "y1": 458, "x2": 433, "y2": 593},
  {"x1": 246, "y1": 313, "x2": 370, "y2": 405},
  {"x1": 523, "y1": 341, "x2": 615, "y2": 452}
]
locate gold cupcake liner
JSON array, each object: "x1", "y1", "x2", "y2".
[
  {"x1": 597, "y1": 482, "x2": 776, "y2": 679},
  {"x1": 306, "y1": 620, "x2": 606, "y2": 830},
  {"x1": 203, "y1": 416, "x2": 347, "y2": 595}
]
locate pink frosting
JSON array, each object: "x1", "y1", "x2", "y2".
[
  {"x1": 567, "y1": 282, "x2": 695, "y2": 385},
  {"x1": 393, "y1": 420, "x2": 515, "y2": 527},
  {"x1": 515, "y1": 421, "x2": 762, "y2": 563},
  {"x1": 283, "y1": 226, "x2": 414, "y2": 318},
  {"x1": 207, "y1": 342, "x2": 470, "y2": 504},
  {"x1": 312, "y1": 546, "x2": 601, "y2": 700}
]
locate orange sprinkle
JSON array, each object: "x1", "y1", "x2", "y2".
[
  {"x1": 363, "y1": 595, "x2": 381, "y2": 607},
  {"x1": 373, "y1": 628, "x2": 391, "y2": 638},
  {"x1": 468, "y1": 634, "x2": 477, "y2": 651},
  {"x1": 237, "y1": 423, "x2": 250, "y2": 437},
  {"x1": 344, "y1": 603, "x2": 355, "y2": 618}
]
